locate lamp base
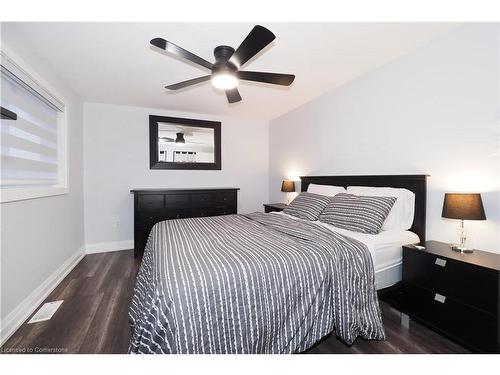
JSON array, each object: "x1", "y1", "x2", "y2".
[{"x1": 450, "y1": 244, "x2": 474, "y2": 253}]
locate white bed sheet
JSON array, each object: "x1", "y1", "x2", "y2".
[
  {"x1": 314, "y1": 221, "x2": 419, "y2": 271},
  {"x1": 273, "y1": 211, "x2": 419, "y2": 289}
]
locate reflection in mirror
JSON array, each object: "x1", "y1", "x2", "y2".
[
  {"x1": 157, "y1": 123, "x2": 215, "y2": 163},
  {"x1": 149, "y1": 115, "x2": 221, "y2": 170}
]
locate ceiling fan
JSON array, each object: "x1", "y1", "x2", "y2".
[
  {"x1": 159, "y1": 133, "x2": 204, "y2": 145},
  {"x1": 150, "y1": 25, "x2": 295, "y2": 103}
]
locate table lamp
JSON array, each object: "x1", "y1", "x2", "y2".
[
  {"x1": 281, "y1": 180, "x2": 295, "y2": 205},
  {"x1": 441, "y1": 193, "x2": 486, "y2": 253}
]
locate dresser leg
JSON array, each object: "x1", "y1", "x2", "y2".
[{"x1": 401, "y1": 313, "x2": 410, "y2": 328}]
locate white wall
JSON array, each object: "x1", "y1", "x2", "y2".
[
  {"x1": 0, "y1": 29, "x2": 85, "y2": 339},
  {"x1": 83, "y1": 103, "x2": 269, "y2": 249},
  {"x1": 269, "y1": 24, "x2": 500, "y2": 252}
]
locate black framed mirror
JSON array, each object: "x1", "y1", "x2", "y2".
[{"x1": 149, "y1": 115, "x2": 221, "y2": 170}]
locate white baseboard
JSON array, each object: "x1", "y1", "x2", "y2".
[
  {"x1": 85, "y1": 240, "x2": 134, "y2": 254},
  {"x1": 0, "y1": 248, "x2": 85, "y2": 346}
]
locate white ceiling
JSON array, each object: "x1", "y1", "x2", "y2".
[{"x1": 3, "y1": 22, "x2": 460, "y2": 120}]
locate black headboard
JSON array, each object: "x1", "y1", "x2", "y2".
[{"x1": 300, "y1": 174, "x2": 427, "y2": 243}]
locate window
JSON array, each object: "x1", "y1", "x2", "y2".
[{"x1": 0, "y1": 51, "x2": 67, "y2": 202}]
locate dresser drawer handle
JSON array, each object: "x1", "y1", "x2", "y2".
[
  {"x1": 434, "y1": 293, "x2": 446, "y2": 303},
  {"x1": 434, "y1": 258, "x2": 447, "y2": 267}
]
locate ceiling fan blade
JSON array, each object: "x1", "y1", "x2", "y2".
[
  {"x1": 237, "y1": 71, "x2": 295, "y2": 86},
  {"x1": 226, "y1": 88, "x2": 242, "y2": 103},
  {"x1": 165, "y1": 75, "x2": 211, "y2": 90},
  {"x1": 228, "y1": 25, "x2": 275, "y2": 69},
  {"x1": 150, "y1": 38, "x2": 213, "y2": 70}
]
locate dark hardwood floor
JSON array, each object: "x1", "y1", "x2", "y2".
[
  {"x1": 2, "y1": 250, "x2": 470, "y2": 354},
  {"x1": 2, "y1": 251, "x2": 140, "y2": 354}
]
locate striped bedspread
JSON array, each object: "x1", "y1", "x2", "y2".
[{"x1": 128, "y1": 212, "x2": 384, "y2": 354}]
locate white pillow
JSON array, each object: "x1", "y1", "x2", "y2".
[
  {"x1": 307, "y1": 183, "x2": 346, "y2": 197},
  {"x1": 346, "y1": 186, "x2": 415, "y2": 231}
]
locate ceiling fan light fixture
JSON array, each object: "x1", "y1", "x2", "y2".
[
  {"x1": 211, "y1": 72, "x2": 238, "y2": 90},
  {"x1": 175, "y1": 132, "x2": 186, "y2": 144}
]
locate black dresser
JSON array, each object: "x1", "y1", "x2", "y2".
[
  {"x1": 131, "y1": 188, "x2": 239, "y2": 257},
  {"x1": 380, "y1": 240, "x2": 500, "y2": 353}
]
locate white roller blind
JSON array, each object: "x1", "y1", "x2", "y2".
[{"x1": 1, "y1": 65, "x2": 63, "y2": 187}]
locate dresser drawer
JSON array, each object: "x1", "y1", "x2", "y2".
[
  {"x1": 214, "y1": 192, "x2": 236, "y2": 206},
  {"x1": 164, "y1": 209, "x2": 191, "y2": 220},
  {"x1": 138, "y1": 209, "x2": 190, "y2": 224},
  {"x1": 137, "y1": 213, "x2": 163, "y2": 228},
  {"x1": 135, "y1": 210, "x2": 190, "y2": 254},
  {"x1": 215, "y1": 206, "x2": 236, "y2": 216},
  {"x1": 191, "y1": 208, "x2": 215, "y2": 217},
  {"x1": 137, "y1": 194, "x2": 164, "y2": 210},
  {"x1": 134, "y1": 214, "x2": 161, "y2": 251},
  {"x1": 393, "y1": 284, "x2": 499, "y2": 353},
  {"x1": 403, "y1": 247, "x2": 499, "y2": 314},
  {"x1": 165, "y1": 194, "x2": 190, "y2": 209},
  {"x1": 191, "y1": 193, "x2": 213, "y2": 208}
]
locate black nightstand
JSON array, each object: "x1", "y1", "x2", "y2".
[
  {"x1": 380, "y1": 240, "x2": 500, "y2": 353},
  {"x1": 263, "y1": 203, "x2": 287, "y2": 213}
]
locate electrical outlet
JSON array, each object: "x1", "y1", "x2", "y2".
[{"x1": 116, "y1": 220, "x2": 121, "y2": 230}]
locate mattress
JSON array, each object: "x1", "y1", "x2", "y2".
[{"x1": 275, "y1": 212, "x2": 420, "y2": 289}]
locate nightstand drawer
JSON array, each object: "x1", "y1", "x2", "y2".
[
  {"x1": 403, "y1": 247, "x2": 499, "y2": 314},
  {"x1": 263, "y1": 203, "x2": 287, "y2": 213},
  {"x1": 389, "y1": 285, "x2": 498, "y2": 353}
]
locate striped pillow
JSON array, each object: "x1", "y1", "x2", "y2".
[
  {"x1": 319, "y1": 193, "x2": 396, "y2": 234},
  {"x1": 283, "y1": 192, "x2": 331, "y2": 221}
]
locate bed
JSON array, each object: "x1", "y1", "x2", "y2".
[
  {"x1": 128, "y1": 175, "x2": 427, "y2": 354},
  {"x1": 277, "y1": 213, "x2": 420, "y2": 289}
]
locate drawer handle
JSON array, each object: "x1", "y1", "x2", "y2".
[
  {"x1": 434, "y1": 293, "x2": 446, "y2": 303},
  {"x1": 434, "y1": 258, "x2": 447, "y2": 267}
]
